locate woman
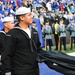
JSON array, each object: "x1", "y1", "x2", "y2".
[{"x1": 2, "y1": 7, "x2": 41, "y2": 75}]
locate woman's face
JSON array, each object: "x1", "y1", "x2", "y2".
[
  {"x1": 45, "y1": 22, "x2": 49, "y2": 25},
  {"x1": 60, "y1": 20, "x2": 63, "y2": 24},
  {"x1": 20, "y1": 12, "x2": 33, "y2": 25}
]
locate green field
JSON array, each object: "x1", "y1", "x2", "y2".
[
  {"x1": 43, "y1": 44, "x2": 75, "y2": 54},
  {"x1": 52, "y1": 44, "x2": 75, "y2": 53}
]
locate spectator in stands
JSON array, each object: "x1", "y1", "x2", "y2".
[
  {"x1": 53, "y1": 0, "x2": 59, "y2": 12},
  {"x1": 64, "y1": 3, "x2": 71, "y2": 13},
  {"x1": 27, "y1": 0, "x2": 33, "y2": 11},
  {"x1": 38, "y1": 7, "x2": 46, "y2": 16},
  {"x1": 70, "y1": 3, "x2": 75, "y2": 14},
  {"x1": 9, "y1": 0, "x2": 16, "y2": 11},
  {"x1": 46, "y1": 0, "x2": 52, "y2": 12},
  {"x1": 0, "y1": 1, "x2": 4, "y2": 15},
  {"x1": 32, "y1": 9, "x2": 38, "y2": 18},
  {"x1": 4, "y1": 10, "x2": 9, "y2": 17},
  {"x1": 17, "y1": 0, "x2": 23, "y2": 7},
  {"x1": 59, "y1": 1, "x2": 64, "y2": 13},
  {"x1": 42, "y1": 0, "x2": 47, "y2": 9},
  {"x1": 8, "y1": 4, "x2": 15, "y2": 16},
  {"x1": 37, "y1": 0, "x2": 43, "y2": 4}
]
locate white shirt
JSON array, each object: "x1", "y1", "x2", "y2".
[
  {"x1": 46, "y1": 2, "x2": 52, "y2": 11},
  {"x1": 23, "y1": 28, "x2": 31, "y2": 38}
]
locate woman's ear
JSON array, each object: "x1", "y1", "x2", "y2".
[{"x1": 19, "y1": 15, "x2": 25, "y2": 21}]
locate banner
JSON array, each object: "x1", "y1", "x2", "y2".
[{"x1": 32, "y1": 18, "x2": 44, "y2": 47}]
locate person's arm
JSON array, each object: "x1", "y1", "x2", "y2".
[
  {"x1": 1, "y1": 34, "x2": 16, "y2": 74},
  {"x1": 66, "y1": 24, "x2": 70, "y2": 31}
]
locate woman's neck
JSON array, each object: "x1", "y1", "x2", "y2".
[
  {"x1": 4, "y1": 28, "x2": 9, "y2": 33},
  {"x1": 19, "y1": 22, "x2": 29, "y2": 29}
]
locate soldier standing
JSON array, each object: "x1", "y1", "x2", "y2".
[
  {"x1": 57, "y1": 18, "x2": 67, "y2": 51},
  {"x1": 66, "y1": 18, "x2": 75, "y2": 49},
  {"x1": 42, "y1": 20, "x2": 53, "y2": 51}
]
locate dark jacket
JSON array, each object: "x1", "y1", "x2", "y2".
[
  {"x1": 2, "y1": 25, "x2": 41, "y2": 75},
  {"x1": 0, "y1": 31, "x2": 6, "y2": 55},
  {"x1": 0, "y1": 30, "x2": 6, "y2": 75}
]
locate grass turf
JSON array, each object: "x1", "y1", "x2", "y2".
[{"x1": 43, "y1": 44, "x2": 75, "y2": 54}]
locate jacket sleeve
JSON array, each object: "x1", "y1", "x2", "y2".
[
  {"x1": 1, "y1": 34, "x2": 16, "y2": 73},
  {"x1": 66, "y1": 25, "x2": 70, "y2": 31}
]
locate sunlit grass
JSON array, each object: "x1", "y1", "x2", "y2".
[{"x1": 43, "y1": 44, "x2": 75, "y2": 54}]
